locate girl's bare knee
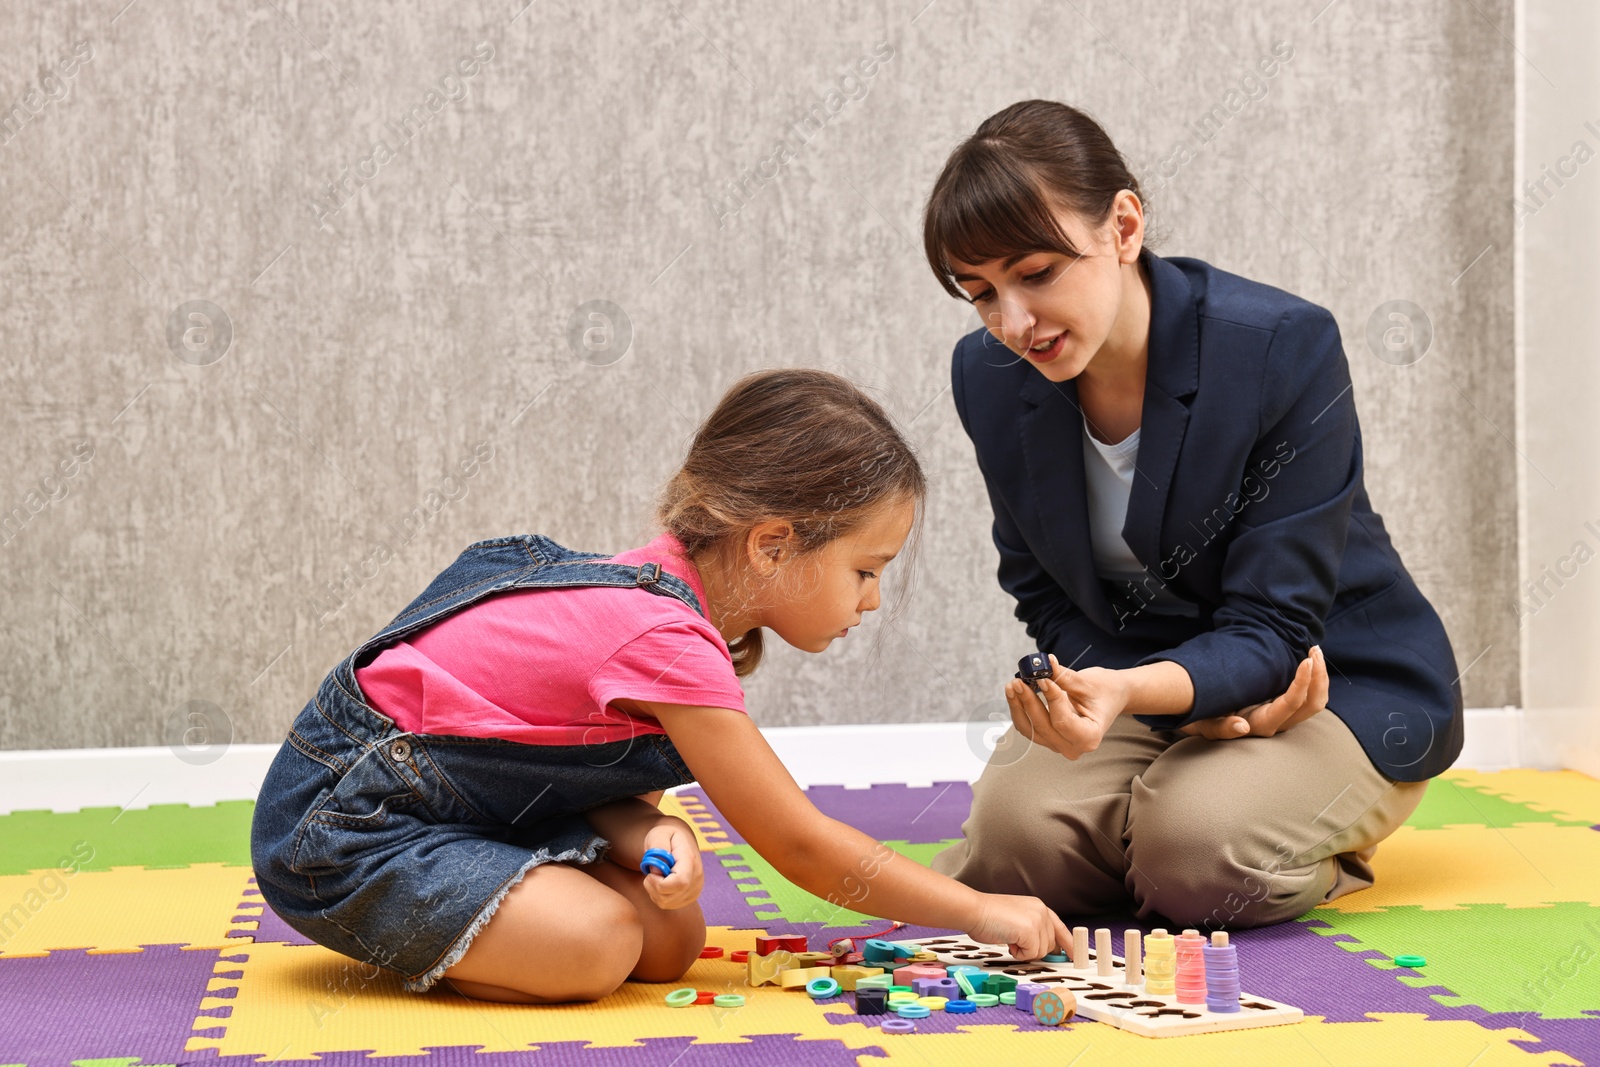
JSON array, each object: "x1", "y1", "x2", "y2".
[{"x1": 630, "y1": 910, "x2": 706, "y2": 983}]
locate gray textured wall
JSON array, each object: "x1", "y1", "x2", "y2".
[{"x1": 0, "y1": 0, "x2": 1515, "y2": 752}]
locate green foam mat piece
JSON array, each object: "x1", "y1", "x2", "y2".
[
  {"x1": 716, "y1": 839, "x2": 962, "y2": 927},
  {"x1": 1404, "y1": 778, "x2": 1593, "y2": 830},
  {"x1": 0, "y1": 801, "x2": 255, "y2": 874},
  {"x1": 1309, "y1": 902, "x2": 1600, "y2": 1019}
]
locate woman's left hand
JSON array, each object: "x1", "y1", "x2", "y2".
[
  {"x1": 1179, "y1": 645, "x2": 1329, "y2": 741},
  {"x1": 1005, "y1": 656, "x2": 1128, "y2": 760}
]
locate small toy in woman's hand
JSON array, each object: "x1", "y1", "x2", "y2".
[
  {"x1": 1015, "y1": 652, "x2": 1052, "y2": 699},
  {"x1": 640, "y1": 847, "x2": 676, "y2": 877}
]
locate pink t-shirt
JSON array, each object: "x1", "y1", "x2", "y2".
[{"x1": 354, "y1": 531, "x2": 747, "y2": 745}]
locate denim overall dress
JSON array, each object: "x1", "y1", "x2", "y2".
[{"x1": 249, "y1": 533, "x2": 706, "y2": 993}]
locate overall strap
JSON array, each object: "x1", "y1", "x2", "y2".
[{"x1": 332, "y1": 534, "x2": 706, "y2": 701}]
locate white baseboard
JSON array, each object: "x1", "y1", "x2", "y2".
[{"x1": 0, "y1": 708, "x2": 1546, "y2": 815}]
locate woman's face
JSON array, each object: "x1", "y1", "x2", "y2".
[{"x1": 944, "y1": 192, "x2": 1144, "y2": 383}]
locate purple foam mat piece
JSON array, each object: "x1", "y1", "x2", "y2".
[
  {"x1": 790, "y1": 783, "x2": 975, "y2": 845},
  {"x1": 1506, "y1": 1016, "x2": 1600, "y2": 1064},
  {"x1": 0, "y1": 944, "x2": 223, "y2": 1064},
  {"x1": 678, "y1": 783, "x2": 974, "y2": 847},
  {"x1": 232, "y1": 880, "x2": 316, "y2": 946},
  {"x1": 177, "y1": 1033, "x2": 889, "y2": 1066}
]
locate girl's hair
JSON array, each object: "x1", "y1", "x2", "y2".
[
  {"x1": 922, "y1": 99, "x2": 1155, "y2": 300},
  {"x1": 656, "y1": 368, "x2": 926, "y2": 678}
]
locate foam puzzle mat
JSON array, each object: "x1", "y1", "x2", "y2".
[{"x1": 0, "y1": 770, "x2": 1596, "y2": 1065}]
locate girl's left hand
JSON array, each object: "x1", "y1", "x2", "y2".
[{"x1": 638, "y1": 819, "x2": 703, "y2": 910}]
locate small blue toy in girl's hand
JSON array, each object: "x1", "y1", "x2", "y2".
[{"x1": 640, "y1": 847, "x2": 676, "y2": 878}]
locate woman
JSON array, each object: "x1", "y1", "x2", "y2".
[{"x1": 922, "y1": 99, "x2": 1463, "y2": 930}]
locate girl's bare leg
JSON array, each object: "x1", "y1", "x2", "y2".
[{"x1": 441, "y1": 859, "x2": 705, "y2": 1003}]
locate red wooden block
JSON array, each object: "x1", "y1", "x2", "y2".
[{"x1": 775, "y1": 935, "x2": 808, "y2": 953}]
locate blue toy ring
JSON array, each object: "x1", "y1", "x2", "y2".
[{"x1": 640, "y1": 848, "x2": 676, "y2": 877}]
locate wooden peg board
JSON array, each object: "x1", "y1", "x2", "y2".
[{"x1": 899, "y1": 935, "x2": 1305, "y2": 1039}]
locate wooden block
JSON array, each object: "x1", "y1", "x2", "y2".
[
  {"x1": 829, "y1": 964, "x2": 885, "y2": 991},
  {"x1": 774, "y1": 934, "x2": 809, "y2": 952},
  {"x1": 854, "y1": 973, "x2": 893, "y2": 991},
  {"x1": 1073, "y1": 926, "x2": 1091, "y2": 970},
  {"x1": 1096, "y1": 928, "x2": 1114, "y2": 977},
  {"x1": 792, "y1": 951, "x2": 833, "y2": 968},
  {"x1": 778, "y1": 966, "x2": 832, "y2": 989},
  {"x1": 747, "y1": 949, "x2": 794, "y2": 986},
  {"x1": 893, "y1": 963, "x2": 946, "y2": 986},
  {"x1": 755, "y1": 936, "x2": 785, "y2": 955},
  {"x1": 1125, "y1": 930, "x2": 1143, "y2": 987}
]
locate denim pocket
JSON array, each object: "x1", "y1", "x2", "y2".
[{"x1": 288, "y1": 746, "x2": 423, "y2": 878}]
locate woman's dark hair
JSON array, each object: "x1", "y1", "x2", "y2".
[
  {"x1": 656, "y1": 368, "x2": 926, "y2": 678},
  {"x1": 922, "y1": 99, "x2": 1152, "y2": 300}
]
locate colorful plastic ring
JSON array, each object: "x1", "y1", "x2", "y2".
[
  {"x1": 1394, "y1": 954, "x2": 1427, "y2": 968},
  {"x1": 881, "y1": 1018, "x2": 916, "y2": 1033},
  {"x1": 999, "y1": 991, "x2": 1017, "y2": 1005},
  {"x1": 806, "y1": 977, "x2": 841, "y2": 999},
  {"x1": 917, "y1": 996, "x2": 948, "y2": 1010},
  {"x1": 665, "y1": 987, "x2": 697, "y2": 1007},
  {"x1": 1042, "y1": 951, "x2": 1069, "y2": 963},
  {"x1": 640, "y1": 848, "x2": 676, "y2": 877},
  {"x1": 698, "y1": 945, "x2": 724, "y2": 959},
  {"x1": 945, "y1": 999, "x2": 977, "y2": 1014},
  {"x1": 713, "y1": 994, "x2": 745, "y2": 1008},
  {"x1": 694, "y1": 990, "x2": 716, "y2": 1005},
  {"x1": 887, "y1": 991, "x2": 918, "y2": 1004},
  {"x1": 895, "y1": 1003, "x2": 931, "y2": 1018},
  {"x1": 888, "y1": 985, "x2": 914, "y2": 994},
  {"x1": 970, "y1": 993, "x2": 999, "y2": 1007},
  {"x1": 730, "y1": 950, "x2": 750, "y2": 963}
]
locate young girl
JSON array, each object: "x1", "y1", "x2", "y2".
[{"x1": 250, "y1": 367, "x2": 1071, "y2": 1004}]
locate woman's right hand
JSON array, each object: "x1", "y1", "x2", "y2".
[
  {"x1": 966, "y1": 891, "x2": 1073, "y2": 961},
  {"x1": 1179, "y1": 645, "x2": 1330, "y2": 741}
]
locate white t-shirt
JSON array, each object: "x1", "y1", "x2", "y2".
[{"x1": 1082, "y1": 423, "x2": 1199, "y2": 617}]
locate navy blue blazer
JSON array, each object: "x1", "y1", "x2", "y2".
[{"x1": 951, "y1": 247, "x2": 1464, "y2": 782}]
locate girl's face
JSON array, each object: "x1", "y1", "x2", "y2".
[
  {"x1": 944, "y1": 191, "x2": 1144, "y2": 383},
  {"x1": 765, "y1": 495, "x2": 916, "y2": 653}
]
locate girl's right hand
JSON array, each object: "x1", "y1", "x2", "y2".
[{"x1": 967, "y1": 891, "x2": 1073, "y2": 961}]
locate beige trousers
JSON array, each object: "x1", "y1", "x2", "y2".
[{"x1": 930, "y1": 709, "x2": 1428, "y2": 930}]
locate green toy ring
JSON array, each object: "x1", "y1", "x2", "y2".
[
  {"x1": 1394, "y1": 954, "x2": 1427, "y2": 968},
  {"x1": 665, "y1": 987, "x2": 697, "y2": 1007}
]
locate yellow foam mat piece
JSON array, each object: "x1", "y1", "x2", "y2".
[
  {"x1": 0, "y1": 863, "x2": 253, "y2": 957},
  {"x1": 1322, "y1": 824, "x2": 1600, "y2": 912},
  {"x1": 186, "y1": 928, "x2": 1582, "y2": 1067},
  {"x1": 1446, "y1": 769, "x2": 1600, "y2": 825},
  {"x1": 187, "y1": 926, "x2": 878, "y2": 1058},
  {"x1": 661, "y1": 791, "x2": 732, "y2": 851}
]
